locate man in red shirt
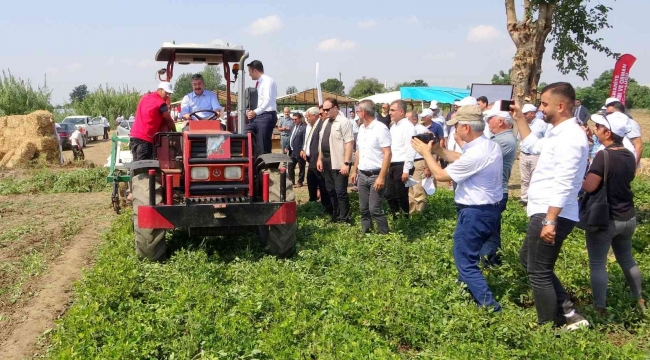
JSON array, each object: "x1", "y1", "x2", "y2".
[{"x1": 129, "y1": 82, "x2": 176, "y2": 161}]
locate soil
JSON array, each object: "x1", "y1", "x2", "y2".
[{"x1": 0, "y1": 139, "x2": 116, "y2": 360}]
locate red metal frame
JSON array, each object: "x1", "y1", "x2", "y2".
[
  {"x1": 262, "y1": 172, "x2": 269, "y2": 202},
  {"x1": 248, "y1": 132, "x2": 254, "y2": 197}
]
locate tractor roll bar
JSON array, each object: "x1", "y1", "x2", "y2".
[{"x1": 237, "y1": 52, "x2": 250, "y2": 134}]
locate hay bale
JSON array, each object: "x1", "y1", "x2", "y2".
[{"x1": 0, "y1": 111, "x2": 59, "y2": 168}]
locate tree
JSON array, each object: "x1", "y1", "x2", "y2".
[
  {"x1": 69, "y1": 84, "x2": 88, "y2": 103},
  {"x1": 505, "y1": 0, "x2": 618, "y2": 104},
  {"x1": 286, "y1": 86, "x2": 298, "y2": 95},
  {"x1": 391, "y1": 79, "x2": 429, "y2": 91},
  {"x1": 491, "y1": 70, "x2": 511, "y2": 85},
  {"x1": 348, "y1": 77, "x2": 385, "y2": 99},
  {"x1": 320, "y1": 78, "x2": 345, "y2": 95},
  {"x1": 171, "y1": 65, "x2": 225, "y2": 102},
  {"x1": 0, "y1": 70, "x2": 52, "y2": 115},
  {"x1": 575, "y1": 69, "x2": 650, "y2": 111}
]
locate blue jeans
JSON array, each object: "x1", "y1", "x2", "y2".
[
  {"x1": 479, "y1": 193, "x2": 508, "y2": 265},
  {"x1": 453, "y1": 204, "x2": 502, "y2": 310}
]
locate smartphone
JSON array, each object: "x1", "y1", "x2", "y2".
[
  {"x1": 500, "y1": 100, "x2": 515, "y2": 112},
  {"x1": 412, "y1": 133, "x2": 437, "y2": 144}
]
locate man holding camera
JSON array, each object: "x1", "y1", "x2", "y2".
[
  {"x1": 407, "y1": 110, "x2": 433, "y2": 214},
  {"x1": 411, "y1": 105, "x2": 503, "y2": 311}
]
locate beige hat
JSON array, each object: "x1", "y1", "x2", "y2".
[{"x1": 446, "y1": 105, "x2": 483, "y2": 126}]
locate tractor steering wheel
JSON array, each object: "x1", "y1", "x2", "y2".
[{"x1": 189, "y1": 109, "x2": 219, "y2": 120}]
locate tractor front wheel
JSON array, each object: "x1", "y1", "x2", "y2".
[
  {"x1": 258, "y1": 168, "x2": 297, "y2": 258},
  {"x1": 132, "y1": 173, "x2": 167, "y2": 261}
]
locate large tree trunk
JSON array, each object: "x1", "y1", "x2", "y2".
[{"x1": 506, "y1": 0, "x2": 554, "y2": 105}]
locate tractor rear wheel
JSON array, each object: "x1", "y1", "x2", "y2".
[
  {"x1": 132, "y1": 173, "x2": 167, "y2": 261},
  {"x1": 258, "y1": 168, "x2": 296, "y2": 258}
]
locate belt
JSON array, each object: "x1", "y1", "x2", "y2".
[
  {"x1": 455, "y1": 203, "x2": 500, "y2": 210},
  {"x1": 414, "y1": 158, "x2": 425, "y2": 162},
  {"x1": 390, "y1": 161, "x2": 405, "y2": 166},
  {"x1": 281, "y1": 134, "x2": 290, "y2": 137},
  {"x1": 359, "y1": 169, "x2": 381, "y2": 176}
]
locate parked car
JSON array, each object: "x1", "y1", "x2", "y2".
[
  {"x1": 55, "y1": 123, "x2": 76, "y2": 149},
  {"x1": 61, "y1": 116, "x2": 104, "y2": 144},
  {"x1": 116, "y1": 119, "x2": 134, "y2": 137}
]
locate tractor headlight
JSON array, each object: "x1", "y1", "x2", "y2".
[
  {"x1": 190, "y1": 167, "x2": 209, "y2": 180},
  {"x1": 224, "y1": 166, "x2": 242, "y2": 179}
]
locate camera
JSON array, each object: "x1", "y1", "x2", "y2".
[{"x1": 412, "y1": 133, "x2": 438, "y2": 144}]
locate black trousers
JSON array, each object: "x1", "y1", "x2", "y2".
[
  {"x1": 245, "y1": 111, "x2": 276, "y2": 155},
  {"x1": 72, "y1": 145, "x2": 84, "y2": 160},
  {"x1": 385, "y1": 162, "x2": 411, "y2": 217},
  {"x1": 307, "y1": 166, "x2": 333, "y2": 214},
  {"x1": 289, "y1": 155, "x2": 306, "y2": 185},
  {"x1": 103, "y1": 127, "x2": 109, "y2": 139},
  {"x1": 322, "y1": 156, "x2": 350, "y2": 222},
  {"x1": 130, "y1": 137, "x2": 154, "y2": 161}
]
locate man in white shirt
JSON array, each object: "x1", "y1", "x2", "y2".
[
  {"x1": 102, "y1": 114, "x2": 110, "y2": 140},
  {"x1": 411, "y1": 105, "x2": 503, "y2": 311},
  {"x1": 519, "y1": 104, "x2": 547, "y2": 204},
  {"x1": 301, "y1": 107, "x2": 332, "y2": 214},
  {"x1": 180, "y1": 74, "x2": 224, "y2": 127},
  {"x1": 514, "y1": 82, "x2": 590, "y2": 330},
  {"x1": 245, "y1": 60, "x2": 278, "y2": 155},
  {"x1": 350, "y1": 100, "x2": 392, "y2": 234},
  {"x1": 407, "y1": 110, "x2": 432, "y2": 214},
  {"x1": 386, "y1": 100, "x2": 416, "y2": 219},
  {"x1": 70, "y1": 127, "x2": 85, "y2": 160}
]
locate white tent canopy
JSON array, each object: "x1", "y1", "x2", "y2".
[{"x1": 358, "y1": 91, "x2": 401, "y2": 104}]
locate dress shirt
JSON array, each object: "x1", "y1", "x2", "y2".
[
  {"x1": 445, "y1": 136, "x2": 503, "y2": 205},
  {"x1": 357, "y1": 120, "x2": 391, "y2": 171},
  {"x1": 279, "y1": 117, "x2": 294, "y2": 136},
  {"x1": 180, "y1": 90, "x2": 223, "y2": 119},
  {"x1": 389, "y1": 118, "x2": 416, "y2": 174},
  {"x1": 518, "y1": 117, "x2": 548, "y2": 152},
  {"x1": 318, "y1": 114, "x2": 354, "y2": 170},
  {"x1": 102, "y1": 117, "x2": 109, "y2": 127},
  {"x1": 253, "y1": 74, "x2": 277, "y2": 115},
  {"x1": 302, "y1": 119, "x2": 320, "y2": 157},
  {"x1": 413, "y1": 124, "x2": 430, "y2": 160},
  {"x1": 520, "y1": 118, "x2": 589, "y2": 221},
  {"x1": 349, "y1": 117, "x2": 359, "y2": 134}
]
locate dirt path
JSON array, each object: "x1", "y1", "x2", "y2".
[{"x1": 0, "y1": 134, "x2": 115, "y2": 359}]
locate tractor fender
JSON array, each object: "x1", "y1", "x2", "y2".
[
  {"x1": 129, "y1": 160, "x2": 160, "y2": 177},
  {"x1": 255, "y1": 153, "x2": 291, "y2": 169}
]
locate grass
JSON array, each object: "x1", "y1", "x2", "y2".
[
  {"x1": 44, "y1": 180, "x2": 650, "y2": 359},
  {"x1": 0, "y1": 167, "x2": 110, "y2": 195}
]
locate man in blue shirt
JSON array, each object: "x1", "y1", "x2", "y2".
[
  {"x1": 419, "y1": 108, "x2": 446, "y2": 149},
  {"x1": 180, "y1": 74, "x2": 223, "y2": 124},
  {"x1": 278, "y1": 107, "x2": 294, "y2": 154}
]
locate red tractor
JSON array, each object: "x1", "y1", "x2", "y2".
[{"x1": 131, "y1": 42, "x2": 296, "y2": 261}]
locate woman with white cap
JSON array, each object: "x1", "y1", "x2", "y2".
[{"x1": 582, "y1": 111, "x2": 645, "y2": 314}]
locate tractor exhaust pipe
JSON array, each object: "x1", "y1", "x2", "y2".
[{"x1": 237, "y1": 51, "x2": 250, "y2": 135}]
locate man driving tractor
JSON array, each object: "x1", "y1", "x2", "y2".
[{"x1": 180, "y1": 73, "x2": 224, "y2": 127}]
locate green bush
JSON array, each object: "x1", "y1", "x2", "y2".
[
  {"x1": 642, "y1": 143, "x2": 650, "y2": 159},
  {"x1": 0, "y1": 168, "x2": 109, "y2": 195},
  {"x1": 0, "y1": 69, "x2": 52, "y2": 115},
  {"x1": 47, "y1": 184, "x2": 650, "y2": 358},
  {"x1": 72, "y1": 85, "x2": 141, "y2": 127}
]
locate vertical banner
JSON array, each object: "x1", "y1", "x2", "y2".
[
  {"x1": 609, "y1": 54, "x2": 637, "y2": 104},
  {"x1": 315, "y1": 63, "x2": 323, "y2": 106}
]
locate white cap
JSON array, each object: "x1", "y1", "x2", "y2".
[
  {"x1": 158, "y1": 81, "x2": 174, "y2": 94},
  {"x1": 419, "y1": 108, "x2": 434, "y2": 118},
  {"x1": 590, "y1": 112, "x2": 629, "y2": 137},
  {"x1": 429, "y1": 103, "x2": 439, "y2": 110},
  {"x1": 457, "y1": 96, "x2": 478, "y2": 107},
  {"x1": 422, "y1": 177, "x2": 436, "y2": 195},
  {"x1": 522, "y1": 104, "x2": 537, "y2": 114},
  {"x1": 483, "y1": 100, "x2": 512, "y2": 121},
  {"x1": 604, "y1": 97, "x2": 619, "y2": 106}
]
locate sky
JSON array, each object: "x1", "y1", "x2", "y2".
[{"x1": 2, "y1": 0, "x2": 649, "y2": 106}]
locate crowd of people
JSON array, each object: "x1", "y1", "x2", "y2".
[
  {"x1": 284, "y1": 83, "x2": 646, "y2": 331},
  {"x1": 126, "y1": 60, "x2": 645, "y2": 330}
]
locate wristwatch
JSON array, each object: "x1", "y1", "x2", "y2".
[
  {"x1": 344, "y1": 162, "x2": 352, "y2": 166},
  {"x1": 542, "y1": 218, "x2": 557, "y2": 226}
]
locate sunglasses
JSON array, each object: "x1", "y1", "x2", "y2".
[{"x1": 322, "y1": 107, "x2": 332, "y2": 112}]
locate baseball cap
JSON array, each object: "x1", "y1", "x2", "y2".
[
  {"x1": 604, "y1": 97, "x2": 619, "y2": 106},
  {"x1": 429, "y1": 101, "x2": 439, "y2": 110},
  {"x1": 419, "y1": 108, "x2": 434, "y2": 118},
  {"x1": 446, "y1": 105, "x2": 483, "y2": 126},
  {"x1": 522, "y1": 104, "x2": 537, "y2": 113},
  {"x1": 483, "y1": 100, "x2": 512, "y2": 121},
  {"x1": 158, "y1": 82, "x2": 174, "y2": 94},
  {"x1": 457, "y1": 96, "x2": 478, "y2": 107},
  {"x1": 590, "y1": 112, "x2": 629, "y2": 137}
]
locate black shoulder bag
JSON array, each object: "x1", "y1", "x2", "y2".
[{"x1": 577, "y1": 149, "x2": 610, "y2": 232}]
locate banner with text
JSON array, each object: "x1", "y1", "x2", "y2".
[{"x1": 609, "y1": 54, "x2": 636, "y2": 104}]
